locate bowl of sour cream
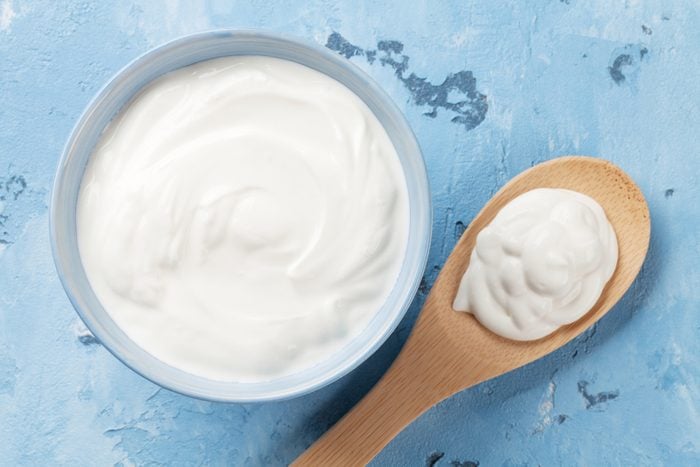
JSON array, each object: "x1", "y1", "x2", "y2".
[{"x1": 50, "y1": 30, "x2": 431, "y2": 401}]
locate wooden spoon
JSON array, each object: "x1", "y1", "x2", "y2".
[{"x1": 293, "y1": 156, "x2": 650, "y2": 466}]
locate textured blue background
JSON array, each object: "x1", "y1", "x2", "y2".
[{"x1": 1, "y1": 1, "x2": 699, "y2": 465}]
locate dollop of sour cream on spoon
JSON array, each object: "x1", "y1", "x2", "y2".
[{"x1": 453, "y1": 188, "x2": 618, "y2": 341}]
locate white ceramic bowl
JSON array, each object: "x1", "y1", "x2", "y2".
[{"x1": 50, "y1": 30, "x2": 431, "y2": 402}]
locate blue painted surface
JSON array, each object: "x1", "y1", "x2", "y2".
[{"x1": 0, "y1": 0, "x2": 698, "y2": 465}]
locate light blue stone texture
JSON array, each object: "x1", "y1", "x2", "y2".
[{"x1": 0, "y1": 0, "x2": 698, "y2": 465}]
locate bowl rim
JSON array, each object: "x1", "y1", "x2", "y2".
[{"x1": 50, "y1": 29, "x2": 432, "y2": 402}]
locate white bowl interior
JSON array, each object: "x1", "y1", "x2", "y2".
[{"x1": 50, "y1": 30, "x2": 431, "y2": 402}]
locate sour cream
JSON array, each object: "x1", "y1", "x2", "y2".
[
  {"x1": 453, "y1": 188, "x2": 618, "y2": 341},
  {"x1": 77, "y1": 56, "x2": 409, "y2": 381}
]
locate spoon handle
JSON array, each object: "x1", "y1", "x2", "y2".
[{"x1": 293, "y1": 310, "x2": 477, "y2": 466}]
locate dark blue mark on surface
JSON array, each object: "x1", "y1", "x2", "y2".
[
  {"x1": 454, "y1": 221, "x2": 466, "y2": 240},
  {"x1": 642, "y1": 25, "x2": 652, "y2": 35},
  {"x1": 0, "y1": 174, "x2": 37, "y2": 247},
  {"x1": 418, "y1": 265, "x2": 442, "y2": 296},
  {"x1": 78, "y1": 333, "x2": 100, "y2": 346},
  {"x1": 418, "y1": 277, "x2": 430, "y2": 295},
  {"x1": 608, "y1": 44, "x2": 649, "y2": 85},
  {"x1": 609, "y1": 54, "x2": 633, "y2": 84},
  {"x1": 326, "y1": 32, "x2": 488, "y2": 131},
  {"x1": 556, "y1": 414, "x2": 569, "y2": 424},
  {"x1": 577, "y1": 380, "x2": 619, "y2": 408},
  {"x1": 426, "y1": 452, "x2": 445, "y2": 467},
  {"x1": 0, "y1": 175, "x2": 26, "y2": 202},
  {"x1": 665, "y1": 188, "x2": 675, "y2": 198},
  {"x1": 326, "y1": 32, "x2": 364, "y2": 60},
  {"x1": 425, "y1": 453, "x2": 479, "y2": 467},
  {"x1": 574, "y1": 322, "x2": 599, "y2": 355}
]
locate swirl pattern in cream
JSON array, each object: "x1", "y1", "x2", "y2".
[{"x1": 77, "y1": 56, "x2": 409, "y2": 381}]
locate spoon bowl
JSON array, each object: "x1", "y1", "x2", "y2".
[{"x1": 294, "y1": 156, "x2": 650, "y2": 466}]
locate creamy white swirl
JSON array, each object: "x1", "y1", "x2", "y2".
[
  {"x1": 77, "y1": 56, "x2": 409, "y2": 381},
  {"x1": 453, "y1": 188, "x2": 618, "y2": 341}
]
